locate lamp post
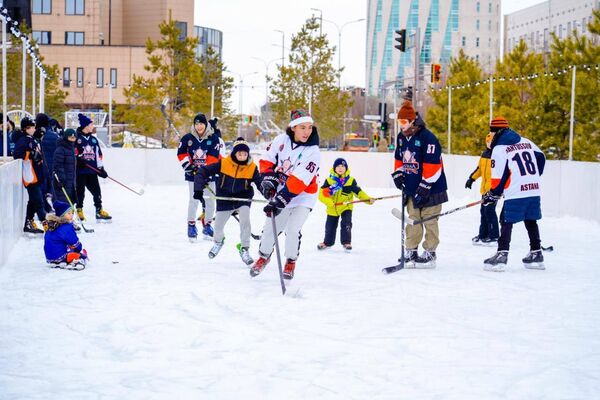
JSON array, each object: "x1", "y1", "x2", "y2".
[
  {"x1": 322, "y1": 17, "x2": 365, "y2": 88},
  {"x1": 274, "y1": 30, "x2": 285, "y2": 67},
  {"x1": 251, "y1": 57, "x2": 280, "y2": 112},
  {"x1": 227, "y1": 70, "x2": 258, "y2": 140}
]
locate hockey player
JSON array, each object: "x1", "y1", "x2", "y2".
[
  {"x1": 44, "y1": 200, "x2": 88, "y2": 269},
  {"x1": 193, "y1": 137, "x2": 261, "y2": 264},
  {"x1": 465, "y1": 132, "x2": 499, "y2": 246},
  {"x1": 391, "y1": 101, "x2": 448, "y2": 268},
  {"x1": 53, "y1": 128, "x2": 78, "y2": 204},
  {"x1": 482, "y1": 117, "x2": 546, "y2": 272},
  {"x1": 317, "y1": 158, "x2": 374, "y2": 251},
  {"x1": 75, "y1": 114, "x2": 112, "y2": 221},
  {"x1": 250, "y1": 109, "x2": 320, "y2": 280},
  {"x1": 12, "y1": 117, "x2": 47, "y2": 234},
  {"x1": 177, "y1": 113, "x2": 222, "y2": 241}
]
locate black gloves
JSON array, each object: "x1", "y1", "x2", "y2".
[
  {"x1": 260, "y1": 173, "x2": 279, "y2": 199},
  {"x1": 465, "y1": 177, "x2": 474, "y2": 189},
  {"x1": 193, "y1": 190, "x2": 204, "y2": 201},
  {"x1": 263, "y1": 193, "x2": 288, "y2": 217},
  {"x1": 413, "y1": 181, "x2": 432, "y2": 209},
  {"x1": 183, "y1": 162, "x2": 199, "y2": 175},
  {"x1": 98, "y1": 167, "x2": 108, "y2": 179},
  {"x1": 391, "y1": 169, "x2": 404, "y2": 190},
  {"x1": 482, "y1": 191, "x2": 501, "y2": 206}
]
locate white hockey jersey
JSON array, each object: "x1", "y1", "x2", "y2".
[
  {"x1": 259, "y1": 131, "x2": 321, "y2": 209},
  {"x1": 490, "y1": 129, "x2": 545, "y2": 200}
]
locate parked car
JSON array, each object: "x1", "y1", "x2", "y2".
[{"x1": 342, "y1": 133, "x2": 370, "y2": 152}]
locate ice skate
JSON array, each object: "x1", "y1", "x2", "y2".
[
  {"x1": 95, "y1": 208, "x2": 112, "y2": 223},
  {"x1": 239, "y1": 246, "x2": 254, "y2": 266},
  {"x1": 399, "y1": 249, "x2": 419, "y2": 268},
  {"x1": 343, "y1": 243, "x2": 352, "y2": 252},
  {"x1": 522, "y1": 250, "x2": 545, "y2": 270},
  {"x1": 283, "y1": 258, "x2": 296, "y2": 280},
  {"x1": 187, "y1": 222, "x2": 198, "y2": 242},
  {"x1": 414, "y1": 250, "x2": 436, "y2": 269},
  {"x1": 250, "y1": 255, "x2": 270, "y2": 277},
  {"x1": 208, "y1": 240, "x2": 224, "y2": 259},
  {"x1": 317, "y1": 242, "x2": 331, "y2": 250},
  {"x1": 484, "y1": 251, "x2": 508, "y2": 272},
  {"x1": 23, "y1": 219, "x2": 44, "y2": 237}
]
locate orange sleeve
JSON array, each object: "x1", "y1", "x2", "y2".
[
  {"x1": 285, "y1": 175, "x2": 308, "y2": 195},
  {"x1": 394, "y1": 159, "x2": 403, "y2": 171},
  {"x1": 259, "y1": 159, "x2": 275, "y2": 173},
  {"x1": 205, "y1": 155, "x2": 219, "y2": 166}
]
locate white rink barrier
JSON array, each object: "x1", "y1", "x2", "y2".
[
  {"x1": 1, "y1": 149, "x2": 598, "y2": 266},
  {"x1": 0, "y1": 159, "x2": 25, "y2": 267},
  {"x1": 101, "y1": 148, "x2": 600, "y2": 224}
]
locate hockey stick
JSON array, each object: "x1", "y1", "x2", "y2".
[
  {"x1": 84, "y1": 164, "x2": 145, "y2": 196},
  {"x1": 397, "y1": 199, "x2": 484, "y2": 226},
  {"x1": 208, "y1": 195, "x2": 267, "y2": 204},
  {"x1": 160, "y1": 97, "x2": 182, "y2": 139},
  {"x1": 335, "y1": 194, "x2": 402, "y2": 206},
  {"x1": 383, "y1": 193, "x2": 406, "y2": 274},
  {"x1": 271, "y1": 213, "x2": 287, "y2": 295},
  {"x1": 53, "y1": 173, "x2": 94, "y2": 233}
]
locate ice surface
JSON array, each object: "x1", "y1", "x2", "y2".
[{"x1": 1, "y1": 184, "x2": 599, "y2": 399}]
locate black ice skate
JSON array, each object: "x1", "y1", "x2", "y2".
[
  {"x1": 413, "y1": 250, "x2": 436, "y2": 269},
  {"x1": 484, "y1": 251, "x2": 508, "y2": 272},
  {"x1": 95, "y1": 208, "x2": 113, "y2": 223},
  {"x1": 399, "y1": 249, "x2": 419, "y2": 267},
  {"x1": 522, "y1": 250, "x2": 545, "y2": 270},
  {"x1": 23, "y1": 219, "x2": 44, "y2": 237}
]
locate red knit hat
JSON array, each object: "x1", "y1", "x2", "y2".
[
  {"x1": 490, "y1": 116, "x2": 509, "y2": 132},
  {"x1": 397, "y1": 101, "x2": 417, "y2": 121}
]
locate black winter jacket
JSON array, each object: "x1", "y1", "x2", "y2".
[{"x1": 53, "y1": 137, "x2": 77, "y2": 191}]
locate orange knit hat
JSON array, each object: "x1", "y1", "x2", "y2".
[{"x1": 397, "y1": 101, "x2": 417, "y2": 121}]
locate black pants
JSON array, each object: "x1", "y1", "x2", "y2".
[
  {"x1": 479, "y1": 202, "x2": 499, "y2": 239},
  {"x1": 323, "y1": 210, "x2": 352, "y2": 246},
  {"x1": 498, "y1": 209, "x2": 541, "y2": 252},
  {"x1": 76, "y1": 174, "x2": 102, "y2": 209},
  {"x1": 25, "y1": 183, "x2": 46, "y2": 222}
]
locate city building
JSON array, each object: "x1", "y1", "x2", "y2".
[
  {"x1": 366, "y1": 0, "x2": 501, "y2": 99},
  {"x1": 7, "y1": 0, "x2": 222, "y2": 107},
  {"x1": 504, "y1": 0, "x2": 600, "y2": 55}
]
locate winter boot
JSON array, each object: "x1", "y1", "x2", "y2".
[
  {"x1": 208, "y1": 239, "x2": 225, "y2": 259},
  {"x1": 283, "y1": 258, "x2": 296, "y2": 280},
  {"x1": 23, "y1": 219, "x2": 44, "y2": 235},
  {"x1": 202, "y1": 222, "x2": 214, "y2": 239},
  {"x1": 187, "y1": 221, "x2": 198, "y2": 242},
  {"x1": 414, "y1": 250, "x2": 437, "y2": 269},
  {"x1": 522, "y1": 250, "x2": 545, "y2": 270},
  {"x1": 317, "y1": 242, "x2": 331, "y2": 250},
  {"x1": 239, "y1": 247, "x2": 254, "y2": 266},
  {"x1": 77, "y1": 208, "x2": 86, "y2": 221},
  {"x1": 250, "y1": 254, "x2": 271, "y2": 277},
  {"x1": 95, "y1": 208, "x2": 112, "y2": 221},
  {"x1": 484, "y1": 251, "x2": 508, "y2": 272},
  {"x1": 400, "y1": 249, "x2": 419, "y2": 268}
]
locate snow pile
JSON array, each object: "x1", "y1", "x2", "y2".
[{"x1": 1, "y1": 184, "x2": 599, "y2": 399}]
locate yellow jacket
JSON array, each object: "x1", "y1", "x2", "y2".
[
  {"x1": 469, "y1": 149, "x2": 492, "y2": 195},
  {"x1": 318, "y1": 168, "x2": 371, "y2": 216}
]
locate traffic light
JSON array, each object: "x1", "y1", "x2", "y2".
[
  {"x1": 394, "y1": 29, "x2": 407, "y2": 52},
  {"x1": 248, "y1": 115, "x2": 253, "y2": 124},
  {"x1": 431, "y1": 63, "x2": 442, "y2": 83},
  {"x1": 380, "y1": 121, "x2": 389, "y2": 132}
]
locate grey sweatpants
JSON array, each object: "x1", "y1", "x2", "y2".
[
  {"x1": 258, "y1": 206, "x2": 311, "y2": 261},
  {"x1": 213, "y1": 205, "x2": 252, "y2": 248},
  {"x1": 187, "y1": 181, "x2": 216, "y2": 223}
]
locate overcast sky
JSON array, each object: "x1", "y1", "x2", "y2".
[{"x1": 194, "y1": 0, "x2": 547, "y2": 114}]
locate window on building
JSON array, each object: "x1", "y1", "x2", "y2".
[
  {"x1": 488, "y1": 20, "x2": 492, "y2": 30},
  {"x1": 65, "y1": 31, "x2": 84, "y2": 45},
  {"x1": 476, "y1": 19, "x2": 480, "y2": 30},
  {"x1": 488, "y1": 2, "x2": 492, "y2": 13},
  {"x1": 76, "y1": 68, "x2": 84, "y2": 87},
  {"x1": 476, "y1": 54, "x2": 480, "y2": 62},
  {"x1": 110, "y1": 68, "x2": 117, "y2": 87},
  {"x1": 476, "y1": 2, "x2": 480, "y2": 12},
  {"x1": 62, "y1": 67, "x2": 70, "y2": 87},
  {"x1": 567, "y1": 22, "x2": 571, "y2": 33},
  {"x1": 462, "y1": 36, "x2": 466, "y2": 46},
  {"x1": 476, "y1": 37, "x2": 480, "y2": 47},
  {"x1": 536, "y1": 31, "x2": 540, "y2": 44},
  {"x1": 32, "y1": 0, "x2": 51, "y2": 14},
  {"x1": 65, "y1": 0, "x2": 85, "y2": 15},
  {"x1": 559, "y1": 24, "x2": 563, "y2": 38},
  {"x1": 175, "y1": 21, "x2": 187, "y2": 41},
  {"x1": 32, "y1": 31, "x2": 51, "y2": 45},
  {"x1": 96, "y1": 68, "x2": 104, "y2": 88},
  {"x1": 544, "y1": 28, "x2": 549, "y2": 50},
  {"x1": 488, "y1": 37, "x2": 492, "y2": 47}
]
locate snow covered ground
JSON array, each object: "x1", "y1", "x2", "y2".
[{"x1": 1, "y1": 184, "x2": 599, "y2": 399}]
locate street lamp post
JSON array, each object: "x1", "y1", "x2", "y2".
[
  {"x1": 322, "y1": 17, "x2": 365, "y2": 88},
  {"x1": 251, "y1": 57, "x2": 280, "y2": 113},
  {"x1": 227, "y1": 70, "x2": 258, "y2": 140},
  {"x1": 310, "y1": 8, "x2": 322, "y2": 36},
  {"x1": 274, "y1": 30, "x2": 285, "y2": 67}
]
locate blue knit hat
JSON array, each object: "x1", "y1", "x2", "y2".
[
  {"x1": 53, "y1": 201, "x2": 73, "y2": 217},
  {"x1": 78, "y1": 113, "x2": 93, "y2": 128},
  {"x1": 333, "y1": 158, "x2": 348, "y2": 170}
]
